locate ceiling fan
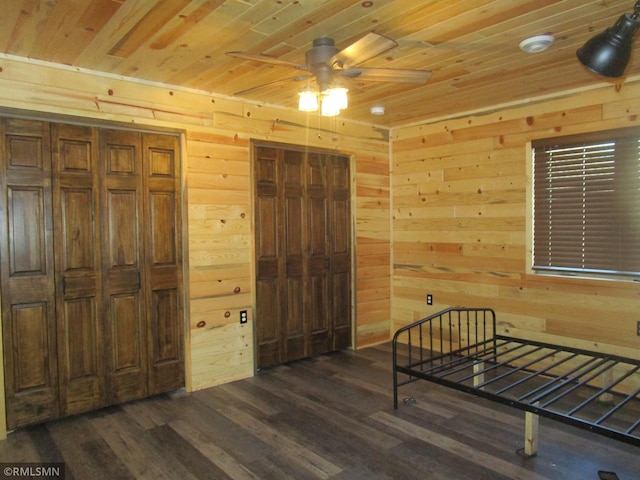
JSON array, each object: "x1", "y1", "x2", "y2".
[{"x1": 226, "y1": 32, "x2": 432, "y2": 97}]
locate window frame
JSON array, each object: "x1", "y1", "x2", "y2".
[{"x1": 530, "y1": 126, "x2": 640, "y2": 281}]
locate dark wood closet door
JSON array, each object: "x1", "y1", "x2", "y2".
[
  {"x1": 282, "y1": 150, "x2": 306, "y2": 362},
  {"x1": 52, "y1": 123, "x2": 104, "y2": 416},
  {"x1": 307, "y1": 153, "x2": 332, "y2": 356},
  {"x1": 255, "y1": 147, "x2": 309, "y2": 367},
  {"x1": 142, "y1": 133, "x2": 184, "y2": 395},
  {"x1": 1, "y1": 119, "x2": 184, "y2": 429},
  {"x1": 0, "y1": 118, "x2": 58, "y2": 429},
  {"x1": 329, "y1": 155, "x2": 351, "y2": 350},
  {"x1": 254, "y1": 145, "x2": 351, "y2": 369},
  {"x1": 255, "y1": 147, "x2": 281, "y2": 367},
  {"x1": 100, "y1": 129, "x2": 147, "y2": 404}
]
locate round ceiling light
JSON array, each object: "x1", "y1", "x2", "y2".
[
  {"x1": 370, "y1": 106, "x2": 385, "y2": 115},
  {"x1": 519, "y1": 34, "x2": 555, "y2": 53}
]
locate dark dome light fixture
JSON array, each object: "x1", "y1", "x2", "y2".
[{"x1": 577, "y1": 1, "x2": 640, "y2": 77}]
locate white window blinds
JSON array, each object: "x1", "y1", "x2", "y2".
[{"x1": 532, "y1": 127, "x2": 640, "y2": 277}]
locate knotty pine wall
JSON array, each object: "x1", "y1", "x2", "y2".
[
  {"x1": 391, "y1": 80, "x2": 640, "y2": 361},
  {"x1": 2, "y1": 54, "x2": 640, "y2": 440},
  {"x1": 0, "y1": 56, "x2": 391, "y2": 437}
]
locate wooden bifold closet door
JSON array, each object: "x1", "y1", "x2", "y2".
[
  {"x1": 0, "y1": 117, "x2": 184, "y2": 430},
  {"x1": 254, "y1": 144, "x2": 351, "y2": 369}
]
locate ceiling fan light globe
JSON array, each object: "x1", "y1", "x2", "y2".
[
  {"x1": 327, "y1": 87, "x2": 348, "y2": 110},
  {"x1": 321, "y1": 95, "x2": 341, "y2": 116},
  {"x1": 298, "y1": 90, "x2": 318, "y2": 112},
  {"x1": 576, "y1": 12, "x2": 639, "y2": 77}
]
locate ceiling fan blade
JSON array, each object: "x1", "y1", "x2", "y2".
[
  {"x1": 339, "y1": 67, "x2": 431, "y2": 84},
  {"x1": 232, "y1": 74, "x2": 312, "y2": 96},
  {"x1": 330, "y1": 32, "x2": 398, "y2": 69},
  {"x1": 226, "y1": 51, "x2": 307, "y2": 70}
]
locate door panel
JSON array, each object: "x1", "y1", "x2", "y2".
[
  {"x1": 8, "y1": 188, "x2": 48, "y2": 275},
  {"x1": 12, "y1": 304, "x2": 48, "y2": 390},
  {"x1": 284, "y1": 276, "x2": 304, "y2": 361},
  {"x1": 61, "y1": 296, "x2": 102, "y2": 413},
  {"x1": 330, "y1": 156, "x2": 351, "y2": 350},
  {"x1": 101, "y1": 129, "x2": 147, "y2": 404},
  {"x1": 149, "y1": 287, "x2": 182, "y2": 393},
  {"x1": 106, "y1": 191, "x2": 139, "y2": 268},
  {"x1": 0, "y1": 118, "x2": 58, "y2": 429},
  {"x1": 255, "y1": 279, "x2": 279, "y2": 367},
  {"x1": 309, "y1": 274, "x2": 330, "y2": 355},
  {"x1": 52, "y1": 123, "x2": 104, "y2": 416},
  {"x1": 60, "y1": 189, "x2": 95, "y2": 270},
  {"x1": 255, "y1": 148, "x2": 281, "y2": 367},
  {"x1": 111, "y1": 293, "x2": 141, "y2": 372},
  {"x1": 283, "y1": 151, "x2": 305, "y2": 362},
  {"x1": 64, "y1": 298, "x2": 99, "y2": 380},
  {"x1": 143, "y1": 134, "x2": 184, "y2": 395},
  {"x1": 307, "y1": 154, "x2": 331, "y2": 355},
  {"x1": 149, "y1": 192, "x2": 177, "y2": 264}
]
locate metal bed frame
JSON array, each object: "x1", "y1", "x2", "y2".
[{"x1": 392, "y1": 307, "x2": 640, "y2": 455}]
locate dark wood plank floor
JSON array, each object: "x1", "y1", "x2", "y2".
[{"x1": 0, "y1": 343, "x2": 638, "y2": 479}]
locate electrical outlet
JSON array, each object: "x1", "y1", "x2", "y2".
[
  {"x1": 426, "y1": 294, "x2": 433, "y2": 305},
  {"x1": 240, "y1": 310, "x2": 248, "y2": 324}
]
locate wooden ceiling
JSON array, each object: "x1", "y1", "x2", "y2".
[{"x1": 1, "y1": 0, "x2": 639, "y2": 127}]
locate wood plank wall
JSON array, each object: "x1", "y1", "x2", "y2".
[
  {"x1": 0, "y1": 57, "x2": 391, "y2": 420},
  {"x1": 2, "y1": 53, "x2": 640, "y2": 439},
  {"x1": 391, "y1": 81, "x2": 640, "y2": 362}
]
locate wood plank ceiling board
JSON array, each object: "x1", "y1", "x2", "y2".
[
  {"x1": 0, "y1": 2, "x2": 24, "y2": 52},
  {"x1": 108, "y1": 0, "x2": 192, "y2": 58},
  {"x1": 1, "y1": 0, "x2": 640, "y2": 127},
  {"x1": 73, "y1": 1, "x2": 176, "y2": 72},
  {"x1": 2, "y1": 1, "x2": 59, "y2": 56},
  {"x1": 49, "y1": 1, "x2": 125, "y2": 65}
]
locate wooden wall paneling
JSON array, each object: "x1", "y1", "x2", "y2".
[
  {"x1": 188, "y1": 264, "x2": 251, "y2": 300},
  {"x1": 392, "y1": 80, "x2": 640, "y2": 366},
  {"x1": 185, "y1": 125, "x2": 255, "y2": 388},
  {"x1": 354, "y1": 150, "x2": 391, "y2": 346},
  {"x1": 5, "y1": 1, "x2": 640, "y2": 128},
  {"x1": 355, "y1": 148, "x2": 391, "y2": 347},
  {"x1": 2, "y1": 20, "x2": 640, "y2": 434},
  {"x1": 189, "y1": 321, "x2": 253, "y2": 391},
  {"x1": 0, "y1": 57, "x2": 392, "y2": 424}
]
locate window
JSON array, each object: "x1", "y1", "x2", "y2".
[{"x1": 532, "y1": 127, "x2": 640, "y2": 278}]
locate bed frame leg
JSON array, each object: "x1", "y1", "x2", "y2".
[
  {"x1": 524, "y1": 407, "x2": 539, "y2": 458},
  {"x1": 599, "y1": 367, "x2": 614, "y2": 403},
  {"x1": 473, "y1": 361, "x2": 485, "y2": 389}
]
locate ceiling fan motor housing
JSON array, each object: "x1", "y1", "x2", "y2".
[
  {"x1": 227, "y1": 32, "x2": 431, "y2": 99},
  {"x1": 306, "y1": 37, "x2": 341, "y2": 91}
]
